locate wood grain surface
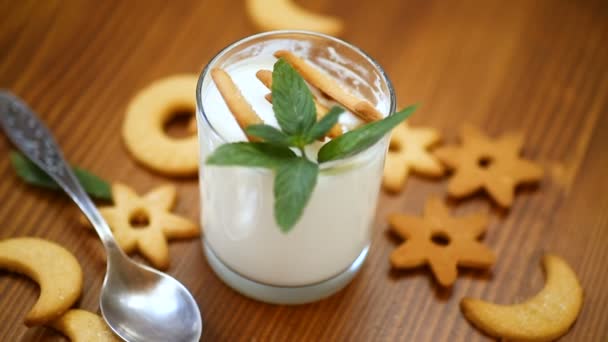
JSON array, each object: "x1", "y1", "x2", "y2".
[{"x1": 1, "y1": 0, "x2": 607, "y2": 340}]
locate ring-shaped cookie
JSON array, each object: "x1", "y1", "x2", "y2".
[{"x1": 123, "y1": 75, "x2": 199, "y2": 176}]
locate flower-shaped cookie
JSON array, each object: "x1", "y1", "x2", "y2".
[
  {"x1": 434, "y1": 125, "x2": 543, "y2": 207},
  {"x1": 383, "y1": 123, "x2": 444, "y2": 192},
  {"x1": 98, "y1": 183, "x2": 199, "y2": 270},
  {"x1": 389, "y1": 197, "x2": 495, "y2": 286}
]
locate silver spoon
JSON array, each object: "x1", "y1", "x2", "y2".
[{"x1": 0, "y1": 91, "x2": 202, "y2": 342}]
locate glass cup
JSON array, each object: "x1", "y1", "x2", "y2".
[{"x1": 196, "y1": 30, "x2": 396, "y2": 304}]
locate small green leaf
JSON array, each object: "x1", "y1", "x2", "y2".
[
  {"x1": 73, "y1": 168, "x2": 112, "y2": 200},
  {"x1": 271, "y1": 59, "x2": 317, "y2": 137},
  {"x1": 206, "y1": 142, "x2": 296, "y2": 168},
  {"x1": 274, "y1": 158, "x2": 319, "y2": 232},
  {"x1": 10, "y1": 151, "x2": 58, "y2": 189},
  {"x1": 306, "y1": 106, "x2": 344, "y2": 143},
  {"x1": 317, "y1": 104, "x2": 418, "y2": 163},
  {"x1": 10, "y1": 151, "x2": 112, "y2": 201},
  {"x1": 245, "y1": 124, "x2": 292, "y2": 146}
]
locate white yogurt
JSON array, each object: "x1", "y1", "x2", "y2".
[{"x1": 199, "y1": 54, "x2": 390, "y2": 286}]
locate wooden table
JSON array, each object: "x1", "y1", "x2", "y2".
[{"x1": 1, "y1": 0, "x2": 607, "y2": 340}]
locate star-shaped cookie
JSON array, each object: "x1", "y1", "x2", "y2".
[
  {"x1": 98, "y1": 183, "x2": 199, "y2": 270},
  {"x1": 383, "y1": 123, "x2": 444, "y2": 192},
  {"x1": 389, "y1": 197, "x2": 495, "y2": 286},
  {"x1": 434, "y1": 125, "x2": 543, "y2": 207}
]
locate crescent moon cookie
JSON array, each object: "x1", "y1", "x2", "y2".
[
  {"x1": 383, "y1": 123, "x2": 444, "y2": 193},
  {"x1": 461, "y1": 254, "x2": 584, "y2": 341},
  {"x1": 245, "y1": 0, "x2": 343, "y2": 36},
  {"x1": 389, "y1": 197, "x2": 495, "y2": 287},
  {"x1": 0, "y1": 237, "x2": 83, "y2": 326},
  {"x1": 123, "y1": 75, "x2": 199, "y2": 176},
  {"x1": 50, "y1": 309, "x2": 119, "y2": 342},
  {"x1": 434, "y1": 124, "x2": 543, "y2": 207},
  {"x1": 93, "y1": 183, "x2": 199, "y2": 270}
]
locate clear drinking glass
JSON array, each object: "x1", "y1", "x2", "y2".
[{"x1": 196, "y1": 31, "x2": 396, "y2": 304}]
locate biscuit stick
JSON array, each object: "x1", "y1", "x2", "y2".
[
  {"x1": 210, "y1": 68, "x2": 263, "y2": 141},
  {"x1": 274, "y1": 50, "x2": 382, "y2": 122},
  {"x1": 256, "y1": 69, "x2": 342, "y2": 138},
  {"x1": 254, "y1": 69, "x2": 275, "y2": 105}
]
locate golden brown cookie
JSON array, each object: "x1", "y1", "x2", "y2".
[
  {"x1": 245, "y1": 0, "x2": 343, "y2": 36},
  {"x1": 383, "y1": 123, "x2": 443, "y2": 192},
  {"x1": 389, "y1": 197, "x2": 495, "y2": 287},
  {"x1": 95, "y1": 183, "x2": 199, "y2": 270},
  {"x1": 0, "y1": 237, "x2": 83, "y2": 326},
  {"x1": 211, "y1": 68, "x2": 263, "y2": 141},
  {"x1": 461, "y1": 254, "x2": 584, "y2": 341},
  {"x1": 123, "y1": 75, "x2": 199, "y2": 176},
  {"x1": 274, "y1": 50, "x2": 382, "y2": 122},
  {"x1": 187, "y1": 116, "x2": 197, "y2": 134},
  {"x1": 49, "y1": 309, "x2": 119, "y2": 342},
  {"x1": 434, "y1": 124, "x2": 543, "y2": 207}
]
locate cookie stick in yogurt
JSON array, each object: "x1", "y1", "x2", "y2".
[
  {"x1": 210, "y1": 68, "x2": 263, "y2": 141},
  {"x1": 274, "y1": 50, "x2": 383, "y2": 122}
]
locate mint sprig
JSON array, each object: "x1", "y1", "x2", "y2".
[
  {"x1": 274, "y1": 158, "x2": 318, "y2": 230},
  {"x1": 305, "y1": 106, "x2": 344, "y2": 143},
  {"x1": 10, "y1": 151, "x2": 112, "y2": 200},
  {"x1": 245, "y1": 124, "x2": 292, "y2": 146},
  {"x1": 207, "y1": 142, "x2": 296, "y2": 167},
  {"x1": 207, "y1": 58, "x2": 417, "y2": 232},
  {"x1": 317, "y1": 104, "x2": 417, "y2": 163},
  {"x1": 271, "y1": 59, "x2": 317, "y2": 137}
]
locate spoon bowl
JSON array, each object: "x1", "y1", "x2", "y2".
[
  {"x1": 0, "y1": 91, "x2": 203, "y2": 342},
  {"x1": 101, "y1": 256, "x2": 202, "y2": 341}
]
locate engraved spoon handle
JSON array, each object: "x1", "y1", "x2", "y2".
[{"x1": 0, "y1": 91, "x2": 118, "y2": 250}]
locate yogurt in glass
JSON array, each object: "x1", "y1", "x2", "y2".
[{"x1": 196, "y1": 31, "x2": 395, "y2": 304}]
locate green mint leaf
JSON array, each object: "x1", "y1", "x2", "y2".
[
  {"x1": 245, "y1": 124, "x2": 292, "y2": 146},
  {"x1": 274, "y1": 158, "x2": 319, "y2": 232},
  {"x1": 73, "y1": 168, "x2": 112, "y2": 200},
  {"x1": 317, "y1": 104, "x2": 418, "y2": 163},
  {"x1": 10, "y1": 151, "x2": 112, "y2": 200},
  {"x1": 305, "y1": 106, "x2": 344, "y2": 143},
  {"x1": 10, "y1": 151, "x2": 58, "y2": 189},
  {"x1": 271, "y1": 58, "x2": 316, "y2": 138},
  {"x1": 206, "y1": 142, "x2": 296, "y2": 168}
]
